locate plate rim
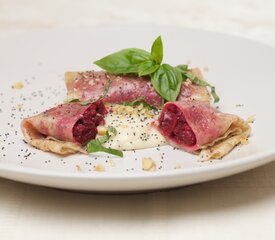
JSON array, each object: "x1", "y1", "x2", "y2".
[{"x1": 1, "y1": 149, "x2": 275, "y2": 180}]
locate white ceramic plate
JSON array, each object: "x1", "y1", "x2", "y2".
[{"x1": 1, "y1": 26, "x2": 275, "y2": 192}]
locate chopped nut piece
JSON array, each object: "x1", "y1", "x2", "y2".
[
  {"x1": 137, "y1": 104, "x2": 143, "y2": 111},
  {"x1": 76, "y1": 165, "x2": 82, "y2": 172},
  {"x1": 94, "y1": 164, "x2": 105, "y2": 172},
  {"x1": 240, "y1": 137, "x2": 249, "y2": 145},
  {"x1": 111, "y1": 104, "x2": 119, "y2": 113},
  {"x1": 97, "y1": 125, "x2": 107, "y2": 136},
  {"x1": 88, "y1": 79, "x2": 95, "y2": 86},
  {"x1": 16, "y1": 104, "x2": 24, "y2": 110},
  {"x1": 13, "y1": 82, "x2": 24, "y2": 89},
  {"x1": 247, "y1": 115, "x2": 256, "y2": 124},
  {"x1": 142, "y1": 157, "x2": 156, "y2": 171},
  {"x1": 117, "y1": 106, "x2": 125, "y2": 114},
  {"x1": 186, "y1": 60, "x2": 191, "y2": 65},
  {"x1": 125, "y1": 106, "x2": 134, "y2": 114},
  {"x1": 203, "y1": 66, "x2": 209, "y2": 72},
  {"x1": 111, "y1": 103, "x2": 154, "y2": 118},
  {"x1": 235, "y1": 104, "x2": 244, "y2": 107},
  {"x1": 108, "y1": 159, "x2": 116, "y2": 167},
  {"x1": 174, "y1": 165, "x2": 182, "y2": 170},
  {"x1": 111, "y1": 104, "x2": 126, "y2": 114}
]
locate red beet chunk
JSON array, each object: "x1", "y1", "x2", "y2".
[
  {"x1": 73, "y1": 101, "x2": 106, "y2": 144},
  {"x1": 159, "y1": 104, "x2": 196, "y2": 147},
  {"x1": 159, "y1": 105, "x2": 180, "y2": 135},
  {"x1": 172, "y1": 120, "x2": 196, "y2": 146}
]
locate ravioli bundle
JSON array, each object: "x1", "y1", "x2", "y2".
[
  {"x1": 21, "y1": 101, "x2": 107, "y2": 155},
  {"x1": 65, "y1": 69, "x2": 210, "y2": 107},
  {"x1": 156, "y1": 101, "x2": 250, "y2": 159},
  {"x1": 65, "y1": 71, "x2": 162, "y2": 107}
]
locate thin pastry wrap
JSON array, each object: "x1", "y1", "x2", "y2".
[
  {"x1": 156, "y1": 101, "x2": 250, "y2": 159},
  {"x1": 21, "y1": 101, "x2": 107, "y2": 155},
  {"x1": 65, "y1": 69, "x2": 210, "y2": 107}
]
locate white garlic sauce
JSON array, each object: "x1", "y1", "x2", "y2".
[{"x1": 99, "y1": 104, "x2": 166, "y2": 151}]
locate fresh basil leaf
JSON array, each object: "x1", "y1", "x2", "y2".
[
  {"x1": 94, "y1": 36, "x2": 220, "y2": 103},
  {"x1": 151, "y1": 36, "x2": 163, "y2": 64},
  {"x1": 185, "y1": 72, "x2": 220, "y2": 103},
  {"x1": 175, "y1": 64, "x2": 188, "y2": 71},
  {"x1": 86, "y1": 126, "x2": 123, "y2": 157},
  {"x1": 174, "y1": 65, "x2": 189, "y2": 81},
  {"x1": 151, "y1": 64, "x2": 182, "y2": 102},
  {"x1": 94, "y1": 48, "x2": 150, "y2": 74},
  {"x1": 87, "y1": 141, "x2": 123, "y2": 157},
  {"x1": 138, "y1": 60, "x2": 160, "y2": 77},
  {"x1": 69, "y1": 99, "x2": 80, "y2": 103}
]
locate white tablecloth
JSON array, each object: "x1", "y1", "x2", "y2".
[{"x1": 1, "y1": 0, "x2": 275, "y2": 239}]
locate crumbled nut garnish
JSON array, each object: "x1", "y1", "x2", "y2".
[
  {"x1": 76, "y1": 165, "x2": 82, "y2": 172},
  {"x1": 97, "y1": 125, "x2": 107, "y2": 136},
  {"x1": 110, "y1": 104, "x2": 154, "y2": 118},
  {"x1": 203, "y1": 66, "x2": 209, "y2": 72},
  {"x1": 186, "y1": 60, "x2": 191, "y2": 65},
  {"x1": 88, "y1": 79, "x2": 95, "y2": 86},
  {"x1": 240, "y1": 137, "x2": 249, "y2": 145},
  {"x1": 108, "y1": 159, "x2": 116, "y2": 167},
  {"x1": 13, "y1": 82, "x2": 24, "y2": 89},
  {"x1": 137, "y1": 104, "x2": 143, "y2": 111},
  {"x1": 174, "y1": 165, "x2": 182, "y2": 170},
  {"x1": 116, "y1": 105, "x2": 125, "y2": 114},
  {"x1": 16, "y1": 104, "x2": 23, "y2": 110},
  {"x1": 235, "y1": 104, "x2": 244, "y2": 107},
  {"x1": 247, "y1": 115, "x2": 256, "y2": 124},
  {"x1": 94, "y1": 164, "x2": 105, "y2": 172},
  {"x1": 125, "y1": 106, "x2": 134, "y2": 114},
  {"x1": 112, "y1": 104, "x2": 120, "y2": 113},
  {"x1": 142, "y1": 157, "x2": 156, "y2": 171}
]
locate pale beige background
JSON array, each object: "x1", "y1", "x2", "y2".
[{"x1": 1, "y1": 0, "x2": 275, "y2": 239}]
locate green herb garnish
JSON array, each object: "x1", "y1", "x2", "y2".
[
  {"x1": 94, "y1": 36, "x2": 219, "y2": 103},
  {"x1": 175, "y1": 65, "x2": 220, "y2": 103},
  {"x1": 99, "y1": 79, "x2": 112, "y2": 100},
  {"x1": 86, "y1": 126, "x2": 123, "y2": 157},
  {"x1": 122, "y1": 97, "x2": 157, "y2": 110},
  {"x1": 69, "y1": 98, "x2": 94, "y2": 106},
  {"x1": 151, "y1": 63, "x2": 183, "y2": 102},
  {"x1": 69, "y1": 99, "x2": 81, "y2": 103}
]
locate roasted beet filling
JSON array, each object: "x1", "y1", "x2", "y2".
[
  {"x1": 73, "y1": 101, "x2": 107, "y2": 145},
  {"x1": 159, "y1": 105, "x2": 196, "y2": 146}
]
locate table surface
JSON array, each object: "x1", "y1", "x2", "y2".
[{"x1": 1, "y1": 0, "x2": 275, "y2": 239}]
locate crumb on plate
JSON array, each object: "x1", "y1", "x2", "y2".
[
  {"x1": 203, "y1": 66, "x2": 209, "y2": 72},
  {"x1": 142, "y1": 157, "x2": 156, "y2": 172},
  {"x1": 12, "y1": 82, "x2": 24, "y2": 89},
  {"x1": 16, "y1": 104, "x2": 24, "y2": 110},
  {"x1": 94, "y1": 164, "x2": 105, "y2": 172},
  {"x1": 174, "y1": 165, "x2": 182, "y2": 170},
  {"x1": 108, "y1": 159, "x2": 116, "y2": 167},
  {"x1": 76, "y1": 164, "x2": 82, "y2": 172}
]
